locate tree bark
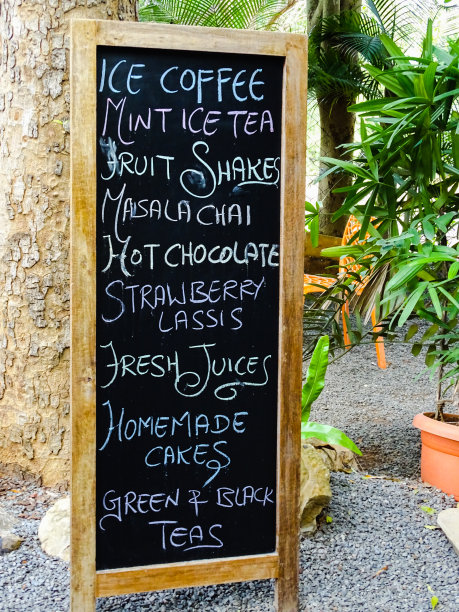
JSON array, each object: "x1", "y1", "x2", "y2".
[
  {"x1": 0, "y1": 0, "x2": 137, "y2": 487},
  {"x1": 308, "y1": 0, "x2": 361, "y2": 237},
  {"x1": 307, "y1": 0, "x2": 323, "y2": 32},
  {"x1": 318, "y1": 97, "x2": 356, "y2": 236}
]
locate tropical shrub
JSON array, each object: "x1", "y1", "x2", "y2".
[
  {"x1": 320, "y1": 21, "x2": 459, "y2": 417},
  {"x1": 302, "y1": 335, "x2": 362, "y2": 454},
  {"x1": 306, "y1": 0, "x2": 458, "y2": 236}
]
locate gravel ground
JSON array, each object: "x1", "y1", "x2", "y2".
[{"x1": 1, "y1": 337, "x2": 458, "y2": 611}]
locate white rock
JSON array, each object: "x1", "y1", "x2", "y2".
[
  {"x1": 38, "y1": 496, "x2": 70, "y2": 562},
  {"x1": 438, "y1": 508, "x2": 459, "y2": 556}
]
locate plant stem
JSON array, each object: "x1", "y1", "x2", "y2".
[{"x1": 435, "y1": 308, "x2": 449, "y2": 421}]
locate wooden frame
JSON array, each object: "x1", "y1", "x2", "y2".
[{"x1": 71, "y1": 19, "x2": 307, "y2": 611}]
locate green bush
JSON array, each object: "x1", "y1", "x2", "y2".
[{"x1": 321, "y1": 21, "x2": 459, "y2": 415}]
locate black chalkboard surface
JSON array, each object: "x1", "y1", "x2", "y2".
[{"x1": 95, "y1": 46, "x2": 284, "y2": 570}]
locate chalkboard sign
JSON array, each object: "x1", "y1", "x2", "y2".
[{"x1": 71, "y1": 20, "x2": 307, "y2": 612}]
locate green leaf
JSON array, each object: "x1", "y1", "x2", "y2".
[
  {"x1": 435, "y1": 212, "x2": 456, "y2": 232},
  {"x1": 421, "y1": 505, "x2": 436, "y2": 515},
  {"x1": 332, "y1": 185, "x2": 375, "y2": 222},
  {"x1": 433, "y1": 87, "x2": 459, "y2": 102},
  {"x1": 428, "y1": 287, "x2": 443, "y2": 320},
  {"x1": 310, "y1": 214, "x2": 319, "y2": 248},
  {"x1": 423, "y1": 19, "x2": 433, "y2": 60},
  {"x1": 326, "y1": 515, "x2": 333, "y2": 524},
  {"x1": 379, "y1": 35, "x2": 407, "y2": 66},
  {"x1": 438, "y1": 286, "x2": 459, "y2": 310},
  {"x1": 427, "y1": 585, "x2": 439, "y2": 610},
  {"x1": 448, "y1": 262, "x2": 459, "y2": 281},
  {"x1": 398, "y1": 283, "x2": 428, "y2": 327},
  {"x1": 425, "y1": 345, "x2": 436, "y2": 367},
  {"x1": 420, "y1": 324, "x2": 439, "y2": 343},
  {"x1": 140, "y1": 0, "x2": 295, "y2": 29},
  {"x1": 415, "y1": 308, "x2": 450, "y2": 329},
  {"x1": 405, "y1": 324, "x2": 419, "y2": 341},
  {"x1": 302, "y1": 336, "x2": 329, "y2": 420},
  {"x1": 433, "y1": 44, "x2": 454, "y2": 63},
  {"x1": 382, "y1": 96, "x2": 431, "y2": 110},
  {"x1": 320, "y1": 157, "x2": 377, "y2": 182},
  {"x1": 301, "y1": 421, "x2": 362, "y2": 456},
  {"x1": 415, "y1": 254, "x2": 458, "y2": 264},
  {"x1": 364, "y1": 64, "x2": 408, "y2": 97},
  {"x1": 422, "y1": 219, "x2": 435, "y2": 241},
  {"x1": 453, "y1": 121, "x2": 459, "y2": 168},
  {"x1": 305, "y1": 201, "x2": 318, "y2": 214},
  {"x1": 348, "y1": 98, "x2": 395, "y2": 113},
  {"x1": 360, "y1": 193, "x2": 377, "y2": 239},
  {"x1": 354, "y1": 309, "x2": 362, "y2": 336},
  {"x1": 386, "y1": 262, "x2": 426, "y2": 292},
  {"x1": 423, "y1": 62, "x2": 438, "y2": 99},
  {"x1": 417, "y1": 269, "x2": 436, "y2": 282},
  {"x1": 321, "y1": 246, "x2": 363, "y2": 259},
  {"x1": 360, "y1": 120, "x2": 378, "y2": 180}
]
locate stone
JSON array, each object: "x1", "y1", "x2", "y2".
[
  {"x1": 0, "y1": 509, "x2": 18, "y2": 531},
  {"x1": 438, "y1": 508, "x2": 459, "y2": 556},
  {"x1": 305, "y1": 437, "x2": 359, "y2": 472},
  {"x1": 300, "y1": 443, "x2": 332, "y2": 535},
  {"x1": 0, "y1": 530, "x2": 22, "y2": 554},
  {"x1": 38, "y1": 496, "x2": 70, "y2": 562}
]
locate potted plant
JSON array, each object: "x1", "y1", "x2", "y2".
[{"x1": 317, "y1": 21, "x2": 459, "y2": 498}]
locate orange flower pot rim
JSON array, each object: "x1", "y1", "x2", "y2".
[{"x1": 413, "y1": 412, "x2": 459, "y2": 442}]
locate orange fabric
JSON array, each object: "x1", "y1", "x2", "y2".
[
  {"x1": 304, "y1": 215, "x2": 367, "y2": 293},
  {"x1": 304, "y1": 215, "x2": 386, "y2": 369},
  {"x1": 303, "y1": 274, "x2": 335, "y2": 295},
  {"x1": 340, "y1": 215, "x2": 374, "y2": 295},
  {"x1": 371, "y1": 309, "x2": 387, "y2": 369}
]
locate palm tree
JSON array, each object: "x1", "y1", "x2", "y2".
[
  {"x1": 138, "y1": 0, "x2": 299, "y2": 29},
  {"x1": 307, "y1": 0, "x2": 458, "y2": 235}
]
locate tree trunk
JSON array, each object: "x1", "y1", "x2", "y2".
[
  {"x1": 0, "y1": 0, "x2": 137, "y2": 487},
  {"x1": 308, "y1": 0, "x2": 361, "y2": 237},
  {"x1": 318, "y1": 97, "x2": 356, "y2": 236}
]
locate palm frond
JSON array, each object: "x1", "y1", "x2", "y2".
[
  {"x1": 333, "y1": 33, "x2": 387, "y2": 66},
  {"x1": 369, "y1": 0, "x2": 446, "y2": 44},
  {"x1": 315, "y1": 11, "x2": 381, "y2": 40},
  {"x1": 442, "y1": 8, "x2": 459, "y2": 42},
  {"x1": 139, "y1": 0, "x2": 215, "y2": 25},
  {"x1": 349, "y1": 262, "x2": 392, "y2": 322},
  {"x1": 139, "y1": 0, "x2": 298, "y2": 30},
  {"x1": 308, "y1": 47, "x2": 382, "y2": 103}
]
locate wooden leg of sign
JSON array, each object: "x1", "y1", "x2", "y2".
[
  {"x1": 70, "y1": 571, "x2": 96, "y2": 612},
  {"x1": 274, "y1": 468, "x2": 300, "y2": 612},
  {"x1": 70, "y1": 19, "x2": 98, "y2": 612},
  {"x1": 275, "y1": 567, "x2": 299, "y2": 611},
  {"x1": 274, "y1": 33, "x2": 306, "y2": 612},
  {"x1": 274, "y1": 323, "x2": 301, "y2": 611}
]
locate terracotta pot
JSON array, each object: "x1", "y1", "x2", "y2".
[{"x1": 413, "y1": 412, "x2": 459, "y2": 501}]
